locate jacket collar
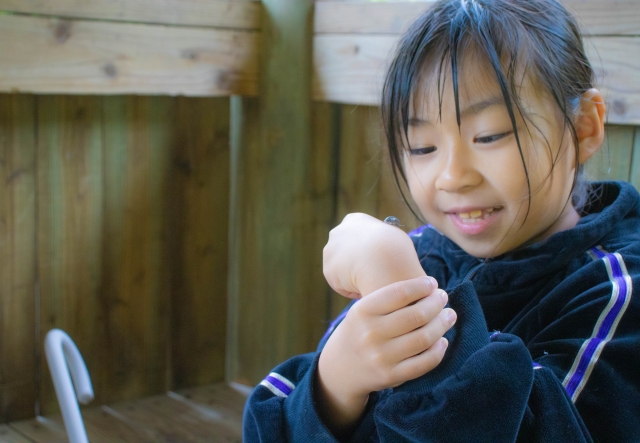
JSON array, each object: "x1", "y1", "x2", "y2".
[{"x1": 431, "y1": 181, "x2": 640, "y2": 287}]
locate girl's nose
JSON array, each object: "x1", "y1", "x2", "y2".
[{"x1": 434, "y1": 145, "x2": 482, "y2": 192}]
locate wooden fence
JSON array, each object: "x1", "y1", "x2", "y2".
[
  {"x1": 0, "y1": 0, "x2": 638, "y2": 424},
  {"x1": 0, "y1": 94, "x2": 231, "y2": 421}
]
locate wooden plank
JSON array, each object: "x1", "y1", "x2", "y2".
[
  {"x1": 169, "y1": 97, "x2": 230, "y2": 389},
  {"x1": 314, "y1": 2, "x2": 432, "y2": 35},
  {"x1": 310, "y1": 101, "x2": 344, "y2": 322},
  {"x1": 312, "y1": 35, "x2": 640, "y2": 125},
  {"x1": 227, "y1": 0, "x2": 334, "y2": 386},
  {"x1": 0, "y1": 425, "x2": 34, "y2": 443},
  {"x1": 102, "y1": 394, "x2": 238, "y2": 443},
  {"x1": 0, "y1": 94, "x2": 37, "y2": 422},
  {"x1": 8, "y1": 382, "x2": 245, "y2": 443},
  {"x1": 37, "y1": 96, "x2": 104, "y2": 415},
  {"x1": 174, "y1": 382, "x2": 249, "y2": 418},
  {"x1": 8, "y1": 417, "x2": 67, "y2": 443},
  {"x1": 0, "y1": 0, "x2": 261, "y2": 30},
  {"x1": 314, "y1": 1, "x2": 640, "y2": 36},
  {"x1": 100, "y1": 96, "x2": 173, "y2": 403},
  {"x1": 312, "y1": 34, "x2": 397, "y2": 106},
  {"x1": 630, "y1": 127, "x2": 640, "y2": 192},
  {"x1": 589, "y1": 38, "x2": 640, "y2": 126},
  {"x1": 11, "y1": 412, "x2": 149, "y2": 443},
  {"x1": 81, "y1": 407, "x2": 156, "y2": 443},
  {"x1": 585, "y1": 125, "x2": 635, "y2": 182},
  {"x1": 0, "y1": 15, "x2": 259, "y2": 96},
  {"x1": 336, "y1": 105, "x2": 383, "y2": 221}
]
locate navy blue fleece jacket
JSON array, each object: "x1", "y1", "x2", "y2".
[{"x1": 243, "y1": 181, "x2": 640, "y2": 442}]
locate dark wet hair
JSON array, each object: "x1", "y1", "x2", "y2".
[{"x1": 382, "y1": 0, "x2": 596, "y2": 221}]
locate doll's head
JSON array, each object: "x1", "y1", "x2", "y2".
[{"x1": 382, "y1": 0, "x2": 605, "y2": 258}]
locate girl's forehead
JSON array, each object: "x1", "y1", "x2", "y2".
[
  {"x1": 410, "y1": 53, "x2": 546, "y2": 121},
  {"x1": 410, "y1": 62, "x2": 502, "y2": 119}
]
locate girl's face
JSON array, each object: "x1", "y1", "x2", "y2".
[{"x1": 405, "y1": 60, "x2": 580, "y2": 258}]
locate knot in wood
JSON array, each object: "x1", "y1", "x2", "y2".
[{"x1": 54, "y1": 20, "x2": 72, "y2": 44}]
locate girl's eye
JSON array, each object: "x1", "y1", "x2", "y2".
[
  {"x1": 409, "y1": 146, "x2": 436, "y2": 156},
  {"x1": 475, "y1": 131, "x2": 512, "y2": 144}
]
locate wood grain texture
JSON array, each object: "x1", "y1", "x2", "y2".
[
  {"x1": 37, "y1": 95, "x2": 104, "y2": 415},
  {"x1": 585, "y1": 125, "x2": 635, "y2": 182},
  {"x1": 588, "y1": 38, "x2": 640, "y2": 126},
  {"x1": 336, "y1": 105, "x2": 384, "y2": 220},
  {"x1": 0, "y1": 424, "x2": 34, "y2": 443},
  {"x1": 100, "y1": 96, "x2": 173, "y2": 404},
  {"x1": 7, "y1": 382, "x2": 246, "y2": 443},
  {"x1": 310, "y1": 102, "x2": 344, "y2": 322},
  {"x1": 630, "y1": 128, "x2": 640, "y2": 191},
  {"x1": 227, "y1": 0, "x2": 334, "y2": 386},
  {"x1": 0, "y1": 95, "x2": 37, "y2": 422},
  {"x1": 313, "y1": 34, "x2": 396, "y2": 106},
  {"x1": 314, "y1": 1, "x2": 640, "y2": 35},
  {"x1": 0, "y1": 94, "x2": 233, "y2": 420},
  {"x1": 169, "y1": 97, "x2": 230, "y2": 389},
  {"x1": 0, "y1": 15, "x2": 259, "y2": 96},
  {"x1": 8, "y1": 418, "x2": 68, "y2": 443},
  {"x1": 312, "y1": 34, "x2": 640, "y2": 125},
  {"x1": 0, "y1": 0, "x2": 261, "y2": 30}
]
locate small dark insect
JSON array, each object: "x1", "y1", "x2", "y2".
[{"x1": 383, "y1": 216, "x2": 403, "y2": 227}]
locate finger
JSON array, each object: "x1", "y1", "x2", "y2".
[
  {"x1": 385, "y1": 308, "x2": 456, "y2": 361},
  {"x1": 363, "y1": 276, "x2": 438, "y2": 315},
  {"x1": 381, "y1": 288, "x2": 448, "y2": 337},
  {"x1": 335, "y1": 289, "x2": 362, "y2": 300},
  {"x1": 389, "y1": 337, "x2": 450, "y2": 384}
]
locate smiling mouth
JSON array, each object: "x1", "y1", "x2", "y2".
[{"x1": 455, "y1": 207, "x2": 501, "y2": 223}]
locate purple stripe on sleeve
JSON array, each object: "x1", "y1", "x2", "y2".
[
  {"x1": 565, "y1": 339, "x2": 599, "y2": 396},
  {"x1": 265, "y1": 375, "x2": 293, "y2": 397},
  {"x1": 589, "y1": 246, "x2": 606, "y2": 259},
  {"x1": 564, "y1": 251, "x2": 630, "y2": 399}
]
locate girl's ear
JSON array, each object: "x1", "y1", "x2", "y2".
[{"x1": 576, "y1": 88, "x2": 606, "y2": 165}]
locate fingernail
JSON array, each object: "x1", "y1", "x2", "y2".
[
  {"x1": 440, "y1": 337, "x2": 449, "y2": 350},
  {"x1": 440, "y1": 290, "x2": 448, "y2": 304},
  {"x1": 445, "y1": 309, "x2": 456, "y2": 325},
  {"x1": 427, "y1": 276, "x2": 437, "y2": 289}
]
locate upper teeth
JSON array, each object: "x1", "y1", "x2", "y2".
[{"x1": 458, "y1": 208, "x2": 495, "y2": 220}]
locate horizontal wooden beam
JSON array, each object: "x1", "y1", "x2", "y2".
[
  {"x1": 0, "y1": 0, "x2": 261, "y2": 30},
  {"x1": 314, "y1": 1, "x2": 640, "y2": 36},
  {"x1": 312, "y1": 35, "x2": 640, "y2": 125},
  {"x1": 0, "y1": 15, "x2": 259, "y2": 96},
  {"x1": 312, "y1": 34, "x2": 395, "y2": 105}
]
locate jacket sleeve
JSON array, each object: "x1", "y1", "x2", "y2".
[
  {"x1": 371, "y1": 265, "x2": 640, "y2": 443},
  {"x1": 369, "y1": 282, "x2": 590, "y2": 442},
  {"x1": 245, "y1": 260, "x2": 640, "y2": 442},
  {"x1": 243, "y1": 352, "x2": 337, "y2": 442},
  {"x1": 243, "y1": 350, "x2": 381, "y2": 442}
]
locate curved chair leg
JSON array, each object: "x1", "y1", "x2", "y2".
[{"x1": 44, "y1": 329, "x2": 94, "y2": 443}]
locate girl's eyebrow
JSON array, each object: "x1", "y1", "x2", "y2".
[{"x1": 408, "y1": 95, "x2": 506, "y2": 126}]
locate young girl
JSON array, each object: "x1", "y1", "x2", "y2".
[{"x1": 244, "y1": 0, "x2": 640, "y2": 441}]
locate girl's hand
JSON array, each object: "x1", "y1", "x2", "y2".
[
  {"x1": 316, "y1": 277, "x2": 455, "y2": 437},
  {"x1": 323, "y1": 213, "x2": 427, "y2": 299}
]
